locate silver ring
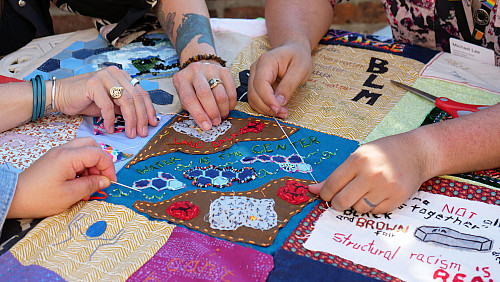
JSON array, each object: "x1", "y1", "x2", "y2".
[
  {"x1": 208, "y1": 78, "x2": 223, "y2": 89},
  {"x1": 130, "y1": 78, "x2": 140, "y2": 86}
]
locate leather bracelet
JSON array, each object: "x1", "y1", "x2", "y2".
[{"x1": 180, "y1": 54, "x2": 226, "y2": 70}]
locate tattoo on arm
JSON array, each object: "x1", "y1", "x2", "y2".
[
  {"x1": 157, "y1": 8, "x2": 176, "y2": 41},
  {"x1": 175, "y1": 13, "x2": 216, "y2": 58}
]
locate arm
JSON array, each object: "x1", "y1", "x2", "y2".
[
  {"x1": 309, "y1": 103, "x2": 500, "y2": 214},
  {"x1": 0, "y1": 66, "x2": 158, "y2": 138},
  {"x1": 155, "y1": 0, "x2": 236, "y2": 131},
  {"x1": 0, "y1": 165, "x2": 18, "y2": 231},
  {"x1": 247, "y1": 0, "x2": 333, "y2": 117},
  {"x1": 7, "y1": 137, "x2": 116, "y2": 219}
]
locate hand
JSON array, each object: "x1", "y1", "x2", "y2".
[
  {"x1": 7, "y1": 137, "x2": 117, "y2": 219},
  {"x1": 308, "y1": 133, "x2": 431, "y2": 214},
  {"x1": 173, "y1": 61, "x2": 237, "y2": 131},
  {"x1": 55, "y1": 66, "x2": 159, "y2": 138},
  {"x1": 248, "y1": 43, "x2": 313, "y2": 118}
]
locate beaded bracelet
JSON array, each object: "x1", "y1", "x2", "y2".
[
  {"x1": 30, "y1": 75, "x2": 46, "y2": 121},
  {"x1": 180, "y1": 54, "x2": 226, "y2": 70}
]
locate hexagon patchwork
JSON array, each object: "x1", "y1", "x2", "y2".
[
  {"x1": 184, "y1": 165, "x2": 256, "y2": 188},
  {"x1": 241, "y1": 154, "x2": 313, "y2": 174},
  {"x1": 132, "y1": 172, "x2": 186, "y2": 192}
]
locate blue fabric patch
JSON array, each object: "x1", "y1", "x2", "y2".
[
  {"x1": 99, "y1": 110, "x2": 359, "y2": 255},
  {"x1": 37, "y1": 59, "x2": 60, "y2": 72},
  {"x1": 149, "y1": 89, "x2": 173, "y2": 105},
  {"x1": 268, "y1": 249, "x2": 377, "y2": 282},
  {"x1": 0, "y1": 252, "x2": 66, "y2": 281}
]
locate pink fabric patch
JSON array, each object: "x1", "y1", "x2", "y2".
[{"x1": 127, "y1": 227, "x2": 274, "y2": 281}]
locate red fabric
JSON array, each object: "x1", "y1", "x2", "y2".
[
  {"x1": 0, "y1": 75, "x2": 24, "y2": 84},
  {"x1": 166, "y1": 201, "x2": 200, "y2": 220}
]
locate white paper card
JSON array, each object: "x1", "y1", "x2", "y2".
[
  {"x1": 449, "y1": 38, "x2": 495, "y2": 65},
  {"x1": 304, "y1": 191, "x2": 500, "y2": 281},
  {"x1": 420, "y1": 52, "x2": 500, "y2": 94}
]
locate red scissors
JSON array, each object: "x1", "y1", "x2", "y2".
[{"x1": 391, "y1": 80, "x2": 490, "y2": 118}]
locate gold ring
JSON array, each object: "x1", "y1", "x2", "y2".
[
  {"x1": 130, "y1": 78, "x2": 140, "y2": 86},
  {"x1": 109, "y1": 86, "x2": 124, "y2": 99},
  {"x1": 208, "y1": 78, "x2": 223, "y2": 89}
]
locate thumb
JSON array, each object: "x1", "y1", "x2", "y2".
[
  {"x1": 308, "y1": 181, "x2": 325, "y2": 195},
  {"x1": 65, "y1": 175, "x2": 111, "y2": 202},
  {"x1": 274, "y1": 71, "x2": 305, "y2": 106}
]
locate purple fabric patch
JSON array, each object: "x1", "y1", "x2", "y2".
[
  {"x1": 0, "y1": 252, "x2": 66, "y2": 281},
  {"x1": 127, "y1": 227, "x2": 274, "y2": 281}
]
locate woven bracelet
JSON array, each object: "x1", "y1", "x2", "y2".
[{"x1": 180, "y1": 54, "x2": 226, "y2": 70}]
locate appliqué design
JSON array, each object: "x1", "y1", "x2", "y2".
[
  {"x1": 241, "y1": 154, "x2": 312, "y2": 174},
  {"x1": 184, "y1": 165, "x2": 256, "y2": 188},
  {"x1": 133, "y1": 172, "x2": 186, "y2": 191},
  {"x1": 173, "y1": 116, "x2": 232, "y2": 142}
]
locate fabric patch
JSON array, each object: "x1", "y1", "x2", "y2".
[
  {"x1": 230, "y1": 36, "x2": 426, "y2": 140},
  {"x1": 133, "y1": 177, "x2": 318, "y2": 246},
  {"x1": 100, "y1": 143, "x2": 133, "y2": 163},
  {"x1": 166, "y1": 201, "x2": 200, "y2": 220},
  {"x1": 268, "y1": 249, "x2": 376, "y2": 282},
  {"x1": 148, "y1": 89, "x2": 173, "y2": 105},
  {"x1": 127, "y1": 227, "x2": 274, "y2": 281},
  {"x1": 7, "y1": 201, "x2": 175, "y2": 281},
  {"x1": 0, "y1": 113, "x2": 82, "y2": 170},
  {"x1": 173, "y1": 116, "x2": 232, "y2": 142},
  {"x1": 126, "y1": 114, "x2": 299, "y2": 168},
  {"x1": 241, "y1": 154, "x2": 312, "y2": 174},
  {"x1": 277, "y1": 180, "x2": 310, "y2": 205},
  {"x1": 283, "y1": 177, "x2": 500, "y2": 281},
  {"x1": 184, "y1": 165, "x2": 256, "y2": 188},
  {"x1": 209, "y1": 196, "x2": 277, "y2": 231},
  {"x1": 0, "y1": 252, "x2": 65, "y2": 281},
  {"x1": 93, "y1": 115, "x2": 126, "y2": 135},
  {"x1": 133, "y1": 172, "x2": 186, "y2": 191}
]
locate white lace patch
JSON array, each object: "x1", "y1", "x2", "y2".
[
  {"x1": 173, "y1": 116, "x2": 232, "y2": 142},
  {"x1": 209, "y1": 196, "x2": 277, "y2": 231}
]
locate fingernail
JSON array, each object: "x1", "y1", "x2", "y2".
[
  {"x1": 99, "y1": 178, "x2": 109, "y2": 189},
  {"x1": 271, "y1": 106, "x2": 279, "y2": 114},
  {"x1": 278, "y1": 112, "x2": 288, "y2": 119},
  {"x1": 201, "y1": 121, "x2": 211, "y2": 131},
  {"x1": 212, "y1": 118, "x2": 221, "y2": 126},
  {"x1": 276, "y1": 95, "x2": 286, "y2": 106}
]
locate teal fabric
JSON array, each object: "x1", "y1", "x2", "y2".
[{"x1": 98, "y1": 110, "x2": 359, "y2": 255}]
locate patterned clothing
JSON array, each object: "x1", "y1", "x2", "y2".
[{"x1": 331, "y1": 0, "x2": 500, "y2": 65}]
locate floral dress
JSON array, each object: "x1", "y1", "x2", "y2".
[{"x1": 331, "y1": 0, "x2": 500, "y2": 65}]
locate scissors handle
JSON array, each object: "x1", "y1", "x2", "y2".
[{"x1": 435, "y1": 97, "x2": 490, "y2": 118}]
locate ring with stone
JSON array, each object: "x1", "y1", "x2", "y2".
[
  {"x1": 130, "y1": 78, "x2": 140, "y2": 86},
  {"x1": 208, "y1": 78, "x2": 223, "y2": 89},
  {"x1": 109, "y1": 86, "x2": 124, "y2": 99}
]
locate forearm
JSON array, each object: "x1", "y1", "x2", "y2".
[
  {"x1": 0, "y1": 80, "x2": 54, "y2": 132},
  {"x1": 265, "y1": 0, "x2": 333, "y2": 51},
  {"x1": 409, "y1": 103, "x2": 500, "y2": 179},
  {"x1": 155, "y1": 0, "x2": 216, "y2": 63}
]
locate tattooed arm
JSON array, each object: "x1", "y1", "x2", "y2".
[{"x1": 155, "y1": 0, "x2": 236, "y2": 131}]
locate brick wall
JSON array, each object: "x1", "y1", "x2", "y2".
[{"x1": 51, "y1": 0, "x2": 388, "y2": 35}]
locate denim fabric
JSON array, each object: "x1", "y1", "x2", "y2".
[{"x1": 0, "y1": 164, "x2": 19, "y2": 233}]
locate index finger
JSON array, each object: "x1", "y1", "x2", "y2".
[
  {"x1": 316, "y1": 158, "x2": 357, "y2": 202},
  {"x1": 249, "y1": 59, "x2": 281, "y2": 114}
]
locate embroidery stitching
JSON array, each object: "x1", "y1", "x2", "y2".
[{"x1": 184, "y1": 165, "x2": 256, "y2": 188}]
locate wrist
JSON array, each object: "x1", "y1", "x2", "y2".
[{"x1": 179, "y1": 54, "x2": 226, "y2": 70}]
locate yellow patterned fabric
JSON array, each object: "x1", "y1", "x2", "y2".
[
  {"x1": 230, "y1": 36, "x2": 425, "y2": 140},
  {"x1": 9, "y1": 201, "x2": 175, "y2": 282}
]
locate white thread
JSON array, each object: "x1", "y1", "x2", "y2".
[
  {"x1": 273, "y1": 117, "x2": 318, "y2": 184},
  {"x1": 111, "y1": 181, "x2": 141, "y2": 192}
]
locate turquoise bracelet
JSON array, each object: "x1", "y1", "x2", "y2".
[{"x1": 30, "y1": 75, "x2": 46, "y2": 121}]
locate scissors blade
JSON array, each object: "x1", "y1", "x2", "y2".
[{"x1": 390, "y1": 80, "x2": 437, "y2": 103}]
